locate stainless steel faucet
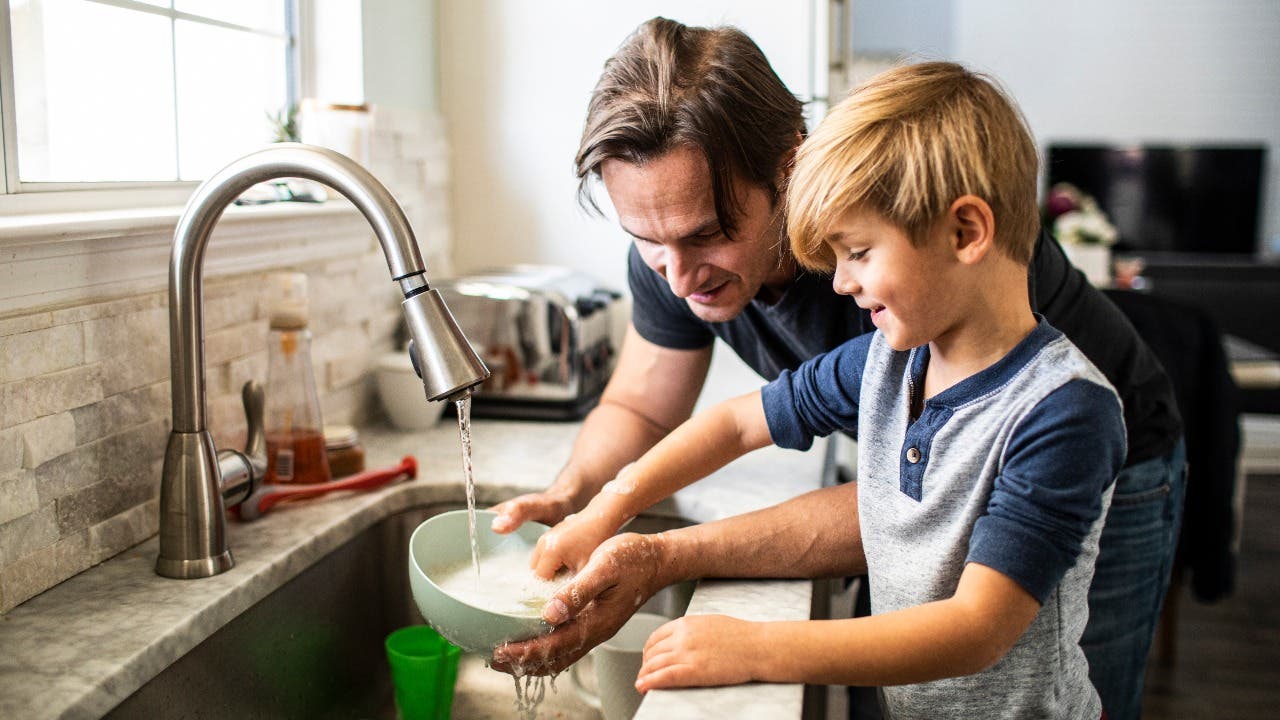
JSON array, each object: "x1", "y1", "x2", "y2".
[{"x1": 156, "y1": 143, "x2": 489, "y2": 579}]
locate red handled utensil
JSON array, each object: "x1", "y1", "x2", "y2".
[{"x1": 234, "y1": 455, "x2": 417, "y2": 521}]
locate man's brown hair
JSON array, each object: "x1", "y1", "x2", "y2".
[{"x1": 576, "y1": 17, "x2": 805, "y2": 235}]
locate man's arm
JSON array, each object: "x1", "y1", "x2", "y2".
[
  {"x1": 491, "y1": 481, "x2": 866, "y2": 675},
  {"x1": 654, "y1": 480, "x2": 865, "y2": 583},
  {"x1": 490, "y1": 325, "x2": 713, "y2": 532}
]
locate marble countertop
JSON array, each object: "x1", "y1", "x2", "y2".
[{"x1": 0, "y1": 351, "x2": 830, "y2": 720}]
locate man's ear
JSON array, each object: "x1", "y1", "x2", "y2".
[
  {"x1": 774, "y1": 132, "x2": 804, "y2": 190},
  {"x1": 948, "y1": 195, "x2": 996, "y2": 265}
]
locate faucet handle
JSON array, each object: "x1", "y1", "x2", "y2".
[
  {"x1": 213, "y1": 381, "x2": 266, "y2": 512},
  {"x1": 242, "y1": 380, "x2": 266, "y2": 462}
]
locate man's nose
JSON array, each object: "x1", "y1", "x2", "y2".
[{"x1": 664, "y1": 249, "x2": 703, "y2": 298}]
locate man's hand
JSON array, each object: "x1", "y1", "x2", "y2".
[
  {"x1": 490, "y1": 533, "x2": 668, "y2": 676},
  {"x1": 489, "y1": 488, "x2": 579, "y2": 534}
]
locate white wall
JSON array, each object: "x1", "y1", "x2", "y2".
[
  {"x1": 438, "y1": 0, "x2": 1280, "y2": 283},
  {"x1": 852, "y1": 0, "x2": 953, "y2": 57},
  {"x1": 947, "y1": 0, "x2": 1280, "y2": 255},
  {"x1": 363, "y1": 0, "x2": 438, "y2": 111},
  {"x1": 439, "y1": 1, "x2": 818, "y2": 293}
]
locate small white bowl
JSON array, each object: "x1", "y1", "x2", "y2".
[
  {"x1": 409, "y1": 510, "x2": 553, "y2": 653},
  {"x1": 375, "y1": 351, "x2": 447, "y2": 430}
]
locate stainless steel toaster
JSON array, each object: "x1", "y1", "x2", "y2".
[{"x1": 433, "y1": 265, "x2": 624, "y2": 420}]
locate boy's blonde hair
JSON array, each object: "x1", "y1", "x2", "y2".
[{"x1": 787, "y1": 61, "x2": 1039, "y2": 271}]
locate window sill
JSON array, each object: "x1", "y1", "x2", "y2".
[
  {"x1": 0, "y1": 199, "x2": 378, "y2": 317},
  {"x1": 0, "y1": 198, "x2": 360, "y2": 246}
]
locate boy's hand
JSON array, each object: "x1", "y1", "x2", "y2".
[
  {"x1": 489, "y1": 488, "x2": 579, "y2": 534},
  {"x1": 528, "y1": 502, "x2": 622, "y2": 579},
  {"x1": 636, "y1": 615, "x2": 764, "y2": 692}
]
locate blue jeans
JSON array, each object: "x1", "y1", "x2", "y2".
[{"x1": 1081, "y1": 438, "x2": 1186, "y2": 720}]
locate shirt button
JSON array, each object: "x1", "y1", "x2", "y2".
[{"x1": 906, "y1": 447, "x2": 922, "y2": 463}]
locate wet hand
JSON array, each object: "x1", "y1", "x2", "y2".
[
  {"x1": 528, "y1": 507, "x2": 619, "y2": 579},
  {"x1": 636, "y1": 615, "x2": 761, "y2": 692},
  {"x1": 489, "y1": 489, "x2": 577, "y2": 534},
  {"x1": 490, "y1": 533, "x2": 665, "y2": 676}
]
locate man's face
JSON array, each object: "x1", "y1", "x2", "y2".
[{"x1": 601, "y1": 145, "x2": 791, "y2": 324}]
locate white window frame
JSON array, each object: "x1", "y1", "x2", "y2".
[
  {"x1": 0, "y1": 0, "x2": 303, "y2": 214},
  {"x1": 0, "y1": 0, "x2": 377, "y2": 317}
]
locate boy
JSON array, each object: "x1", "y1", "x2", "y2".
[{"x1": 524, "y1": 62, "x2": 1124, "y2": 717}]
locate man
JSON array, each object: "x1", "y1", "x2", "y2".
[{"x1": 490, "y1": 17, "x2": 1184, "y2": 720}]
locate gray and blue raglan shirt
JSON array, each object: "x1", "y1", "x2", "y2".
[{"x1": 762, "y1": 319, "x2": 1126, "y2": 719}]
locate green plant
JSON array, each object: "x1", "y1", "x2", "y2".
[{"x1": 267, "y1": 103, "x2": 300, "y2": 143}]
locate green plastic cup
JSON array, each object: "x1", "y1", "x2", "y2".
[{"x1": 385, "y1": 625, "x2": 462, "y2": 720}]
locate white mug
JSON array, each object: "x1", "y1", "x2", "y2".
[{"x1": 570, "y1": 612, "x2": 670, "y2": 720}]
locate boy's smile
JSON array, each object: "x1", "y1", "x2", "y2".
[
  {"x1": 825, "y1": 206, "x2": 960, "y2": 352},
  {"x1": 824, "y1": 198, "x2": 1038, "y2": 394}
]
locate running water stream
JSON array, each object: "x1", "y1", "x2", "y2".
[
  {"x1": 454, "y1": 392, "x2": 558, "y2": 719},
  {"x1": 455, "y1": 393, "x2": 481, "y2": 585}
]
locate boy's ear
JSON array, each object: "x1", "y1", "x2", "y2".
[{"x1": 948, "y1": 195, "x2": 996, "y2": 265}]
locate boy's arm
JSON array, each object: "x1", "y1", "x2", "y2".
[
  {"x1": 490, "y1": 326, "x2": 712, "y2": 533},
  {"x1": 638, "y1": 378, "x2": 1127, "y2": 690},
  {"x1": 531, "y1": 389, "x2": 772, "y2": 578},
  {"x1": 637, "y1": 561, "x2": 1039, "y2": 690},
  {"x1": 530, "y1": 333, "x2": 875, "y2": 578}
]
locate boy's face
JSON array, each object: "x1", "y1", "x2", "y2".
[
  {"x1": 824, "y1": 206, "x2": 964, "y2": 351},
  {"x1": 601, "y1": 145, "x2": 794, "y2": 323}
]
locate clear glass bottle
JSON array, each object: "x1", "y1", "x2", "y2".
[{"x1": 263, "y1": 273, "x2": 332, "y2": 485}]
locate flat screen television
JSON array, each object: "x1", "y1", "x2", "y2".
[{"x1": 1045, "y1": 144, "x2": 1267, "y2": 255}]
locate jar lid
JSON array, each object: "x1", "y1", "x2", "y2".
[
  {"x1": 324, "y1": 424, "x2": 359, "y2": 449},
  {"x1": 267, "y1": 272, "x2": 310, "y2": 330}
]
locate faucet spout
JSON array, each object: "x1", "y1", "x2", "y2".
[{"x1": 157, "y1": 143, "x2": 489, "y2": 579}]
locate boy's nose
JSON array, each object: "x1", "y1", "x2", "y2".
[{"x1": 832, "y1": 262, "x2": 860, "y2": 296}]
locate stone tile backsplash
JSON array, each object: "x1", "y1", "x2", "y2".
[{"x1": 0, "y1": 107, "x2": 452, "y2": 612}]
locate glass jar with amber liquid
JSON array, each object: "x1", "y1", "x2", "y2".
[
  {"x1": 324, "y1": 424, "x2": 365, "y2": 479},
  {"x1": 263, "y1": 273, "x2": 332, "y2": 485}
]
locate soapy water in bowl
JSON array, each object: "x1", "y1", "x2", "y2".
[{"x1": 431, "y1": 536, "x2": 571, "y2": 617}]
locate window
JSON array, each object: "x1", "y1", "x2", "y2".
[{"x1": 1, "y1": 0, "x2": 296, "y2": 194}]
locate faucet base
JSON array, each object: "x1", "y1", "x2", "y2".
[
  {"x1": 156, "y1": 551, "x2": 234, "y2": 579},
  {"x1": 156, "y1": 430, "x2": 234, "y2": 579}
]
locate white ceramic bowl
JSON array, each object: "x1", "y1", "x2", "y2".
[
  {"x1": 375, "y1": 351, "x2": 447, "y2": 430},
  {"x1": 409, "y1": 509, "x2": 553, "y2": 653}
]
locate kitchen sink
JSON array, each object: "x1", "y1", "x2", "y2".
[{"x1": 104, "y1": 505, "x2": 692, "y2": 719}]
